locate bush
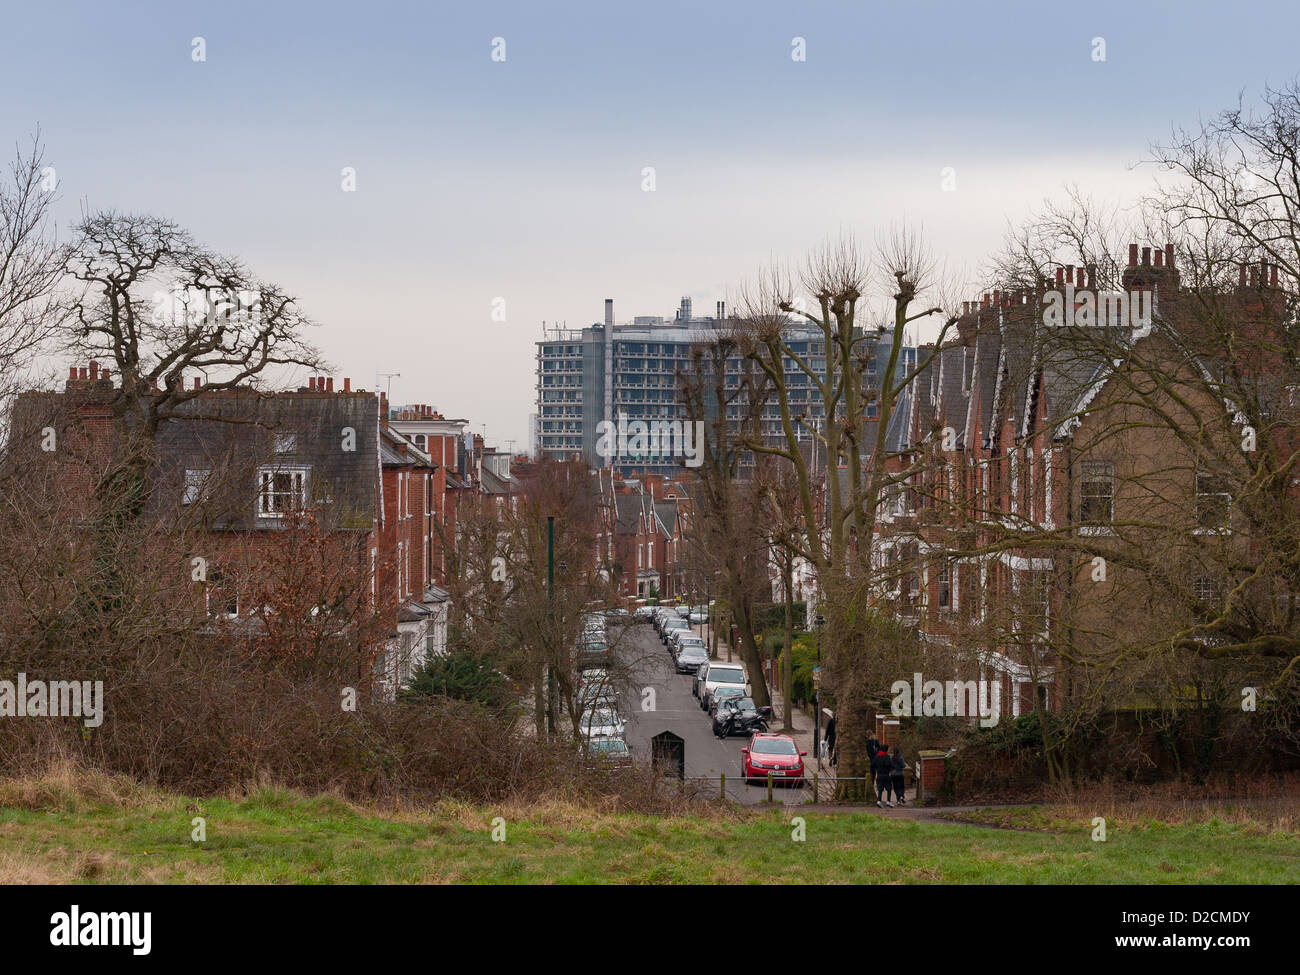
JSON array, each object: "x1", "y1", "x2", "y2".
[{"x1": 401, "y1": 651, "x2": 510, "y2": 711}]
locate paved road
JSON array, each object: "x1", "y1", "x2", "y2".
[{"x1": 616, "y1": 622, "x2": 807, "y2": 806}]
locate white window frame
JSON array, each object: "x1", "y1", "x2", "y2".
[
  {"x1": 257, "y1": 465, "x2": 310, "y2": 518},
  {"x1": 183, "y1": 468, "x2": 210, "y2": 505}
]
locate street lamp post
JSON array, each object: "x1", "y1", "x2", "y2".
[{"x1": 546, "y1": 516, "x2": 556, "y2": 738}]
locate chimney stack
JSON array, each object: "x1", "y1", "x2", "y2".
[
  {"x1": 1165, "y1": 243, "x2": 1174, "y2": 268},
  {"x1": 68, "y1": 366, "x2": 77, "y2": 380},
  {"x1": 1153, "y1": 249, "x2": 1164, "y2": 268},
  {"x1": 89, "y1": 361, "x2": 99, "y2": 380},
  {"x1": 79, "y1": 367, "x2": 88, "y2": 380},
  {"x1": 344, "y1": 377, "x2": 351, "y2": 392},
  {"x1": 326, "y1": 377, "x2": 334, "y2": 392},
  {"x1": 1128, "y1": 244, "x2": 1139, "y2": 267},
  {"x1": 1141, "y1": 247, "x2": 1151, "y2": 266},
  {"x1": 604, "y1": 298, "x2": 614, "y2": 328},
  {"x1": 193, "y1": 377, "x2": 201, "y2": 390}
]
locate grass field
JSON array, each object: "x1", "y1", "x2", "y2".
[{"x1": 1, "y1": 768, "x2": 1297, "y2": 884}]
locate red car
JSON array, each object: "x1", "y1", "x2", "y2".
[{"x1": 742, "y1": 733, "x2": 806, "y2": 786}]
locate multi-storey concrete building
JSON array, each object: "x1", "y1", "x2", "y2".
[{"x1": 536, "y1": 297, "x2": 914, "y2": 476}]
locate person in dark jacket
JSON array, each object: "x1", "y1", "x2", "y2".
[
  {"x1": 890, "y1": 746, "x2": 906, "y2": 805},
  {"x1": 873, "y1": 749, "x2": 893, "y2": 807},
  {"x1": 824, "y1": 715, "x2": 837, "y2": 767}
]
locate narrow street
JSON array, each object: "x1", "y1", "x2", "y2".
[{"x1": 618, "y1": 621, "x2": 809, "y2": 807}]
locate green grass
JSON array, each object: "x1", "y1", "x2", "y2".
[{"x1": 2, "y1": 772, "x2": 1299, "y2": 884}]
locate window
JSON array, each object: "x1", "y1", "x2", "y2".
[
  {"x1": 274, "y1": 433, "x2": 297, "y2": 454},
  {"x1": 1196, "y1": 472, "x2": 1231, "y2": 530},
  {"x1": 258, "y1": 466, "x2": 309, "y2": 517},
  {"x1": 182, "y1": 469, "x2": 209, "y2": 505},
  {"x1": 206, "y1": 569, "x2": 238, "y2": 619},
  {"x1": 1193, "y1": 577, "x2": 1220, "y2": 603},
  {"x1": 937, "y1": 562, "x2": 951, "y2": 609},
  {"x1": 1079, "y1": 462, "x2": 1115, "y2": 525}
]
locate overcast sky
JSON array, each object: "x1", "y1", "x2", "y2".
[{"x1": 6, "y1": 1, "x2": 1300, "y2": 448}]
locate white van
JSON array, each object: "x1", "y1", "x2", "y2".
[{"x1": 697, "y1": 662, "x2": 748, "y2": 711}]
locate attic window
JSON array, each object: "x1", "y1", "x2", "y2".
[
  {"x1": 183, "y1": 469, "x2": 210, "y2": 505},
  {"x1": 274, "y1": 433, "x2": 297, "y2": 454},
  {"x1": 258, "y1": 466, "x2": 309, "y2": 517}
]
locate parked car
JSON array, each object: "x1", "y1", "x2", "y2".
[
  {"x1": 688, "y1": 607, "x2": 708, "y2": 624},
  {"x1": 662, "y1": 619, "x2": 690, "y2": 646},
  {"x1": 669, "y1": 629, "x2": 705, "y2": 658},
  {"x1": 584, "y1": 736, "x2": 633, "y2": 770},
  {"x1": 653, "y1": 608, "x2": 682, "y2": 635},
  {"x1": 675, "y1": 645, "x2": 709, "y2": 674},
  {"x1": 576, "y1": 637, "x2": 611, "y2": 668},
  {"x1": 742, "y1": 733, "x2": 806, "y2": 786},
  {"x1": 579, "y1": 706, "x2": 625, "y2": 740},
  {"x1": 698, "y1": 662, "x2": 748, "y2": 710},
  {"x1": 706, "y1": 684, "x2": 746, "y2": 716},
  {"x1": 576, "y1": 672, "x2": 616, "y2": 711},
  {"x1": 634, "y1": 606, "x2": 656, "y2": 622}
]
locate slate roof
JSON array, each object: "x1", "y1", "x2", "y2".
[{"x1": 154, "y1": 390, "x2": 379, "y2": 532}]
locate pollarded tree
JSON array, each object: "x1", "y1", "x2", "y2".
[{"x1": 735, "y1": 232, "x2": 960, "y2": 799}]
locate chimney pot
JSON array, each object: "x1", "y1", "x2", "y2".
[{"x1": 1128, "y1": 244, "x2": 1139, "y2": 267}]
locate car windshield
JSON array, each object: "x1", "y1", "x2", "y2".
[
  {"x1": 710, "y1": 667, "x2": 745, "y2": 684},
  {"x1": 589, "y1": 739, "x2": 627, "y2": 754},
  {"x1": 584, "y1": 709, "x2": 617, "y2": 726},
  {"x1": 716, "y1": 688, "x2": 743, "y2": 700},
  {"x1": 732, "y1": 697, "x2": 755, "y2": 710},
  {"x1": 681, "y1": 648, "x2": 707, "y2": 659},
  {"x1": 754, "y1": 738, "x2": 798, "y2": 755}
]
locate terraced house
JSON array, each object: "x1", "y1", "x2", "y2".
[
  {"x1": 871, "y1": 244, "x2": 1299, "y2": 722},
  {"x1": 12, "y1": 371, "x2": 475, "y2": 700}
]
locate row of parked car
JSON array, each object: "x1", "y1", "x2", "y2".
[
  {"x1": 575, "y1": 609, "x2": 634, "y2": 768},
  {"x1": 644, "y1": 605, "x2": 808, "y2": 786}
]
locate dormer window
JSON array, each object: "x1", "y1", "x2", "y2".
[
  {"x1": 258, "y1": 466, "x2": 310, "y2": 517},
  {"x1": 274, "y1": 433, "x2": 297, "y2": 455}
]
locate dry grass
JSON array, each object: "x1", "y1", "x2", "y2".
[{"x1": 0, "y1": 759, "x2": 160, "y2": 814}]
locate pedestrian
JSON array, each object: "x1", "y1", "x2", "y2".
[
  {"x1": 890, "y1": 745, "x2": 906, "y2": 805},
  {"x1": 873, "y1": 748, "x2": 893, "y2": 807},
  {"x1": 825, "y1": 713, "x2": 837, "y2": 768}
]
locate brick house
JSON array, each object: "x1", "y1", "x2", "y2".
[
  {"x1": 870, "y1": 243, "x2": 1296, "y2": 721},
  {"x1": 13, "y1": 370, "x2": 453, "y2": 699}
]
